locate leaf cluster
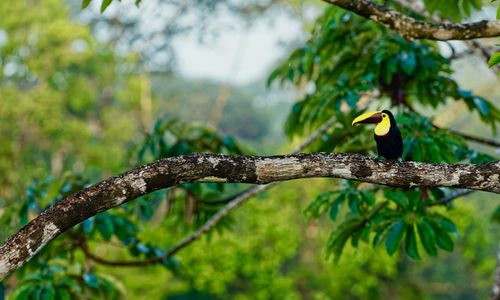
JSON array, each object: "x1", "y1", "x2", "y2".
[
  {"x1": 305, "y1": 182, "x2": 460, "y2": 261},
  {"x1": 269, "y1": 7, "x2": 500, "y2": 261}
]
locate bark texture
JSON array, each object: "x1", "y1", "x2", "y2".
[
  {"x1": 0, "y1": 152, "x2": 499, "y2": 279},
  {"x1": 323, "y1": 0, "x2": 500, "y2": 40}
]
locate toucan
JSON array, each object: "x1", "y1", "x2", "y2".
[{"x1": 352, "y1": 110, "x2": 403, "y2": 160}]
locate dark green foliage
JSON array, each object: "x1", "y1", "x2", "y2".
[
  {"x1": 489, "y1": 52, "x2": 500, "y2": 68},
  {"x1": 273, "y1": 6, "x2": 499, "y2": 261},
  {"x1": 270, "y1": 8, "x2": 500, "y2": 134},
  {"x1": 397, "y1": 113, "x2": 496, "y2": 163},
  {"x1": 305, "y1": 181, "x2": 462, "y2": 261},
  {"x1": 385, "y1": 220, "x2": 405, "y2": 255},
  {"x1": 11, "y1": 265, "x2": 120, "y2": 300},
  {"x1": 405, "y1": 224, "x2": 420, "y2": 259},
  {"x1": 492, "y1": 206, "x2": 500, "y2": 223},
  {"x1": 135, "y1": 118, "x2": 249, "y2": 163}
]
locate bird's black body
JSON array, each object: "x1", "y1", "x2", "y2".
[
  {"x1": 374, "y1": 110, "x2": 403, "y2": 160},
  {"x1": 352, "y1": 109, "x2": 403, "y2": 160}
]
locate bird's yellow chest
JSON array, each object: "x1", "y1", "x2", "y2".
[{"x1": 374, "y1": 118, "x2": 390, "y2": 136}]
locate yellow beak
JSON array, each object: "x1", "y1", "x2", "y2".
[{"x1": 352, "y1": 111, "x2": 383, "y2": 126}]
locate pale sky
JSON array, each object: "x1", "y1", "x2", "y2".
[
  {"x1": 172, "y1": 13, "x2": 305, "y2": 85},
  {"x1": 80, "y1": 0, "x2": 307, "y2": 85}
]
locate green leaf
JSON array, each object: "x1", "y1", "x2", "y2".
[
  {"x1": 428, "y1": 220, "x2": 454, "y2": 251},
  {"x1": 474, "y1": 97, "x2": 490, "y2": 116},
  {"x1": 81, "y1": 0, "x2": 92, "y2": 9},
  {"x1": 100, "y1": 0, "x2": 112, "y2": 12},
  {"x1": 83, "y1": 273, "x2": 100, "y2": 289},
  {"x1": 492, "y1": 205, "x2": 500, "y2": 223},
  {"x1": 11, "y1": 284, "x2": 34, "y2": 300},
  {"x1": 417, "y1": 220, "x2": 437, "y2": 256},
  {"x1": 488, "y1": 52, "x2": 500, "y2": 68},
  {"x1": 328, "y1": 217, "x2": 364, "y2": 260},
  {"x1": 435, "y1": 216, "x2": 458, "y2": 234},
  {"x1": 329, "y1": 199, "x2": 341, "y2": 221},
  {"x1": 82, "y1": 218, "x2": 95, "y2": 234},
  {"x1": 385, "y1": 190, "x2": 409, "y2": 211},
  {"x1": 347, "y1": 193, "x2": 361, "y2": 216},
  {"x1": 405, "y1": 224, "x2": 420, "y2": 260},
  {"x1": 97, "y1": 214, "x2": 114, "y2": 240},
  {"x1": 329, "y1": 232, "x2": 350, "y2": 262},
  {"x1": 41, "y1": 284, "x2": 56, "y2": 300},
  {"x1": 59, "y1": 278, "x2": 81, "y2": 293},
  {"x1": 56, "y1": 288, "x2": 73, "y2": 300},
  {"x1": 401, "y1": 51, "x2": 416, "y2": 75},
  {"x1": 385, "y1": 220, "x2": 405, "y2": 255}
]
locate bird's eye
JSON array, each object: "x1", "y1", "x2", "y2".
[{"x1": 382, "y1": 114, "x2": 386, "y2": 118}]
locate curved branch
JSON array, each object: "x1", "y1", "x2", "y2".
[
  {"x1": 448, "y1": 129, "x2": 500, "y2": 148},
  {"x1": 429, "y1": 189, "x2": 473, "y2": 206},
  {"x1": 323, "y1": 0, "x2": 500, "y2": 40},
  {"x1": 82, "y1": 184, "x2": 272, "y2": 267},
  {"x1": 431, "y1": 123, "x2": 500, "y2": 148},
  {"x1": 0, "y1": 153, "x2": 499, "y2": 279},
  {"x1": 405, "y1": 104, "x2": 500, "y2": 149},
  {"x1": 81, "y1": 115, "x2": 341, "y2": 265},
  {"x1": 201, "y1": 115, "x2": 340, "y2": 206}
]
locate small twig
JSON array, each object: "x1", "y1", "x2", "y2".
[
  {"x1": 428, "y1": 189, "x2": 473, "y2": 206},
  {"x1": 406, "y1": 103, "x2": 500, "y2": 149},
  {"x1": 447, "y1": 128, "x2": 500, "y2": 148},
  {"x1": 432, "y1": 122, "x2": 500, "y2": 148}
]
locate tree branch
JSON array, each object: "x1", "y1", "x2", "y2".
[
  {"x1": 405, "y1": 104, "x2": 500, "y2": 149},
  {"x1": 53, "y1": 116, "x2": 341, "y2": 267},
  {"x1": 323, "y1": 0, "x2": 500, "y2": 40},
  {"x1": 200, "y1": 115, "x2": 339, "y2": 206},
  {"x1": 448, "y1": 128, "x2": 500, "y2": 148},
  {"x1": 393, "y1": 0, "x2": 500, "y2": 73},
  {"x1": 0, "y1": 153, "x2": 499, "y2": 279},
  {"x1": 429, "y1": 189, "x2": 473, "y2": 206}
]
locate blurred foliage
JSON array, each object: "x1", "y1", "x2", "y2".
[
  {"x1": 488, "y1": 1, "x2": 500, "y2": 76},
  {"x1": 82, "y1": 0, "x2": 142, "y2": 12},
  {"x1": 149, "y1": 75, "x2": 289, "y2": 153},
  {"x1": 0, "y1": 0, "x2": 499, "y2": 299}
]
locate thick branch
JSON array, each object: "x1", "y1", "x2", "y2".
[
  {"x1": 394, "y1": 0, "x2": 500, "y2": 73},
  {"x1": 81, "y1": 115, "x2": 341, "y2": 265},
  {"x1": 323, "y1": 0, "x2": 500, "y2": 40},
  {"x1": 0, "y1": 153, "x2": 499, "y2": 279}
]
